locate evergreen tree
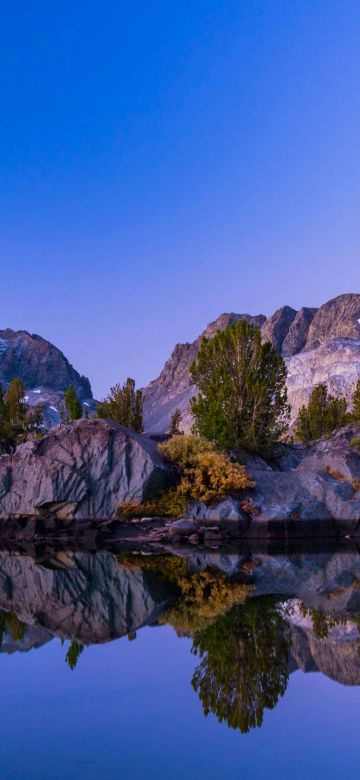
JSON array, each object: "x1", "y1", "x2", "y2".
[
  {"x1": 97, "y1": 378, "x2": 143, "y2": 432},
  {"x1": 353, "y1": 379, "x2": 360, "y2": 423},
  {"x1": 5, "y1": 378, "x2": 27, "y2": 428},
  {"x1": 0, "y1": 383, "x2": 8, "y2": 453},
  {"x1": 190, "y1": 320, "x2": 290, "y2": 455},
  {"x1": 295, "y1": 405, "x2": 311, "y2": 442},
  {"x1": 64, "y1": 385, "x2": 83, "y2": 420},
  {"x1": 169, "y1": 408, "x2": 182, "y2": 436},
  {"x1": 0, "y1": 379, "x2": 45, "y2": 451},
  {"x1": 295, "y1": 384, "x2": 348, "y2": 442}
]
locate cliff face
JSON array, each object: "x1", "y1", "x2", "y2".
[
  {"x1": 0, "y1": 329, "x2": 92, "y2": 399},
  {"x1": 143, "y1": 293, "x2": 360, "y2": 433}
]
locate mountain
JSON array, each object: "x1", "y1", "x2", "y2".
[
  {"x1": 0, "y1": 328, "x2": 94, "y2": 426},
  {"x1": 0, "y1": 329, "x2": 92, "y2": 398},
  {"x1": 143, "y1": 312, "x2": 265, "y2": 434},
  {"x1": 143, "y1": 293, "x2": 360, "y2": 433}
]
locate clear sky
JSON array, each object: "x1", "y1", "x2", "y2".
[{"x1": 1, "y1": 1, "x2": 360, "y2": 398}]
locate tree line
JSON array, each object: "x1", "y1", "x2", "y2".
[{"x1": 1, "y1": 321, "x2": 360, "y2": 455}]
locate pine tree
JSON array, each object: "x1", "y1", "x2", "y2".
[
  {"x1": 295, "y1": 384, "x2": 348, "y2": 441},
  {"x1": 97, "y1": 378, "x2": 143, "y2": 432},
  {"x1": 169, "y1": 409, "x2": 182, "y2": 436},
  {"x1": 0, "y1": 383, "x2": 8, "y2": 453},
  {"x1": 190, "y1": 320, "x2": 290, "y2": 456},
  {"x1": 295, "y1": 405, "x2": 311, "y2": 442},
  {"x1": 64, "y1": 385, "x2": 83, "y2": 420},
  {"x1": 353, "y1": 379, "x2": 360, "y2": 423},
  {"x1": 5, "y1": 378, "x2": 26, "y2": 428}
]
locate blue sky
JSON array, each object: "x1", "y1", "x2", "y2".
[{"x1": 1, "y1": 1, "x2": 360, "y2": 398}]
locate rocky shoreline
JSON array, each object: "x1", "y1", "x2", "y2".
[{"x1": 0, "y1": 418, "x2": 360, "y2": 541}]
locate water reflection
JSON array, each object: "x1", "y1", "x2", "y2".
[
  {"x1": 191, "y1": 597, "x2": 290, "y2": 732},
  {"x1": 0, "y1": 546, "x2": 360, "y2": 732}
]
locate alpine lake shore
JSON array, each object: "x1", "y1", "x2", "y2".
[{"x1": 0, "y1": 417, "x2": 360, "y2": 548}]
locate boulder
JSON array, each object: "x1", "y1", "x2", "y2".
[
  {"x1": 0, "y1": 419, "x2": 173, "y2": 519},
  {"x1": 184, "y1": 426, "x2": 360, "y2": 535}
]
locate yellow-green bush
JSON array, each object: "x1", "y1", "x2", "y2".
[
  {"x1": 116, "y1": 488, "x2": 186, "y2": 519},
  {"x1": 177, "y1": 450, "x2": 254, "y2": 503},
  {"x1": 160, "y1": 434, "x2": 253, "y2": 503},
  {"x1": 117, "y1": 434, "x2": 254, "y2": 518},
  {"x1": 159, "y1": 434, "x2": 214, "y2": 470}
]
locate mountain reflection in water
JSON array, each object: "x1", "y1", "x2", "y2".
[{"x1": 0, "y1": 545, "x2": 360, "y2": 735}]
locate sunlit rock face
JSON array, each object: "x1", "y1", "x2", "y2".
[
  {"x1": 143, "y1": 293, "x2": 360, "y2": 433},
  {"x1": 0, "y1": 419, "x2": 173, "y2": 519},
  {"x1": 286, "y1": 338, "x2": 360, "y2": 419},
  {"x1": 304, "y1": 293, "x2": 360, "y2": 350}
]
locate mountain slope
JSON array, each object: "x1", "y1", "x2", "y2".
[{"x1": 143, "y1": 293, "x2": 360, "y2": 433}]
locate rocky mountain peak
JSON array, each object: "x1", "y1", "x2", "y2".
[
  {"x1": 0, "y1": 328, "x2": 92, "y2": 400},
  {"x1": 304, "y1": 293, "x2": 360, "y2": 350}
]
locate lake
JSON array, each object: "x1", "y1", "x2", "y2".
[{"x1": 0, "y1": 543, "x2": 359, "y2": 779}]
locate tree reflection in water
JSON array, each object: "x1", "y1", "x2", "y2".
[{"x1": 191, "y1": 597, "x2": 291, "y2": 733}]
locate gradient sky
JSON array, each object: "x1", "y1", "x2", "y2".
[{"x1": 1, "y1": 1, "x2": 360, "y2": 398}]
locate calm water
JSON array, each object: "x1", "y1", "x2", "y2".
[{"x1": 0, "y1": 545, "x2": 359, "y2": 779}]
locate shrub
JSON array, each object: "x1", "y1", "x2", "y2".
[
  {"x1": 117, "y1": 489, "x2": 187, "y2": 519},
  {"x1": 160, "y1": 434, "x2": 253, "y2": 504},
  {"x1": 177, "y1": 451, "x2": 254, "y2": 503},
  {"x1": 117, "y1": 434, "x2": 254, "y2": 518},
  {"x1": 159, "y1": 434, "x2": 214, "y2": 470}
]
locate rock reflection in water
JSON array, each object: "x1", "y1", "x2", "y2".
[{"x1": 0, "y1": 545, "x2": 360, "y2": 731}]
